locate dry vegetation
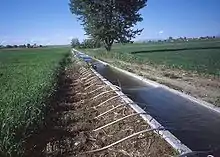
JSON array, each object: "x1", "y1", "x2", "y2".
[{"x1": 25, "y1": 59, "x2": 175, "y2": 157}]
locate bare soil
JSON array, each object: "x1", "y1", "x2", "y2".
[
  {"x1": 105, "y1": 59, "x2": 220, "y2": 107},
  {"x1": 24, "y1": 60, "x2": 175, "y2": 157}
]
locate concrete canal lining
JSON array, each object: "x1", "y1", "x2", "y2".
[{"x1": 73, "y1": 49, "x2": 220, "y2": 154}]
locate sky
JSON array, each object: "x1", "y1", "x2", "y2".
[{"x1": 0, "y1": 0, "x2": 220, "y2": 45}]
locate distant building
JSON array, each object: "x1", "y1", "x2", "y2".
[{"x1": 33, "y1": 44, "x2": 37, "y2": 48}]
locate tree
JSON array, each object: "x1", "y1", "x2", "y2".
[
  {"x1": 6, "y1": 45, "x2": 13, "y2": 48},
  {"x1": 71, "y1": 38, "x2": 80, "y2": 48},
  {"x1": 81, "y1": 39, "x2": 90, "y2": 48},
  {"x1": 80, "y1": 38, "x2": 101, "y2": 49},
  {"x1": 69, "y1": 0, "x2": 147, "y2": 51},
  {"x1": 168, "y1": 37, "x2": 173, "y2": 40}
]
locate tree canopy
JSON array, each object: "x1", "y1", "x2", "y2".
[
  {"x1": 69, "y1": 0, "x2": 147, "y2": 51},
  {"x1": 80, "y1": 38, "x2": 101, "y2": 49},
  {"x1": 71, "y1": 38, "x2": 80, "y2": 48}
]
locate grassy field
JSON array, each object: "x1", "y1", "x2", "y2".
[
  {"x1": 0, "y1": 47, "x2": 70, "y2": 156},
  {"x1": 84, "y1": 40, "x2": 220, "y2": 76}
]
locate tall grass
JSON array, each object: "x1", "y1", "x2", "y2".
[{"x1": 0, "y1": 48, "x2": 70, "y2": 156}]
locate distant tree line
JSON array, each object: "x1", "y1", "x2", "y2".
[
  {"x1": 0, "y1": 43, "x2": 43, "y2": 49},
  {"x1": 144, "y1": 36, "x2": 219, "y2": 44},
  {"x1": 71, "y1": 38, "x2": 101, "y2": 49}
]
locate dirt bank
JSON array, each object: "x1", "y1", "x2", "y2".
[
  {"x1": 24, "y1": 59, "x2": 176, "y2": 157},
  {"x1": 103, "y1": 59, "x2": 220, "y2": 107}
]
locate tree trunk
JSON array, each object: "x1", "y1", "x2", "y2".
[
  {"x1": 104, "y1": 38, "x2": 113, "y2": 52},
  {"x1": 105, "y1": 44, "x2": 112, "y2": 51}
]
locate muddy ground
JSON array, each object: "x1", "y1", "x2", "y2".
[
  {"x1": 24, "y1": 60, "x2": 176, "y2": 157},
  {"x1": 104, "y1": 59, "x2": 220, "y2": 107}
]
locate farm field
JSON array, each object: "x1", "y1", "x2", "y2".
[
  {"x1": 85, "y1": 40, "x2": 220, "y2": 76},
  {"x1": 83, "y1": 40, "x2": 220, "y2": 106},
  {"x1": 0, "y1": 47, "x2": 70, "y2": 156}
]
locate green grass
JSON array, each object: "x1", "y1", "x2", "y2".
[
  {"x1": 84, "y1": 40, "x2": 220, "y2": 76},
  {"x1": 134, "y1": 49, "x2": 220, "y2": 75},
  {"x1": 0, "y1": 47, "x2": 70, "y2": 156},
  {"x1": 111, "y1": 40, "x2": 220, "y2": 53}
]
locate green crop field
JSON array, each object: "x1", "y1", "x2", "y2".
[
  {"x1": 84, "y1": 40, "x2": 220, "y2": 76},
  {"x1": 0, "y1": 47, "x2": 70, "y2": 156}
]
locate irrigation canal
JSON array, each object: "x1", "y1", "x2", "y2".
[{"x1": 75, "y1": 51, "x2": 220, "y2": 153}]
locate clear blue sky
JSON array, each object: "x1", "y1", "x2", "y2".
[{"x1": 0, "y1": 0, "x2": 220, "y2": 45}]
